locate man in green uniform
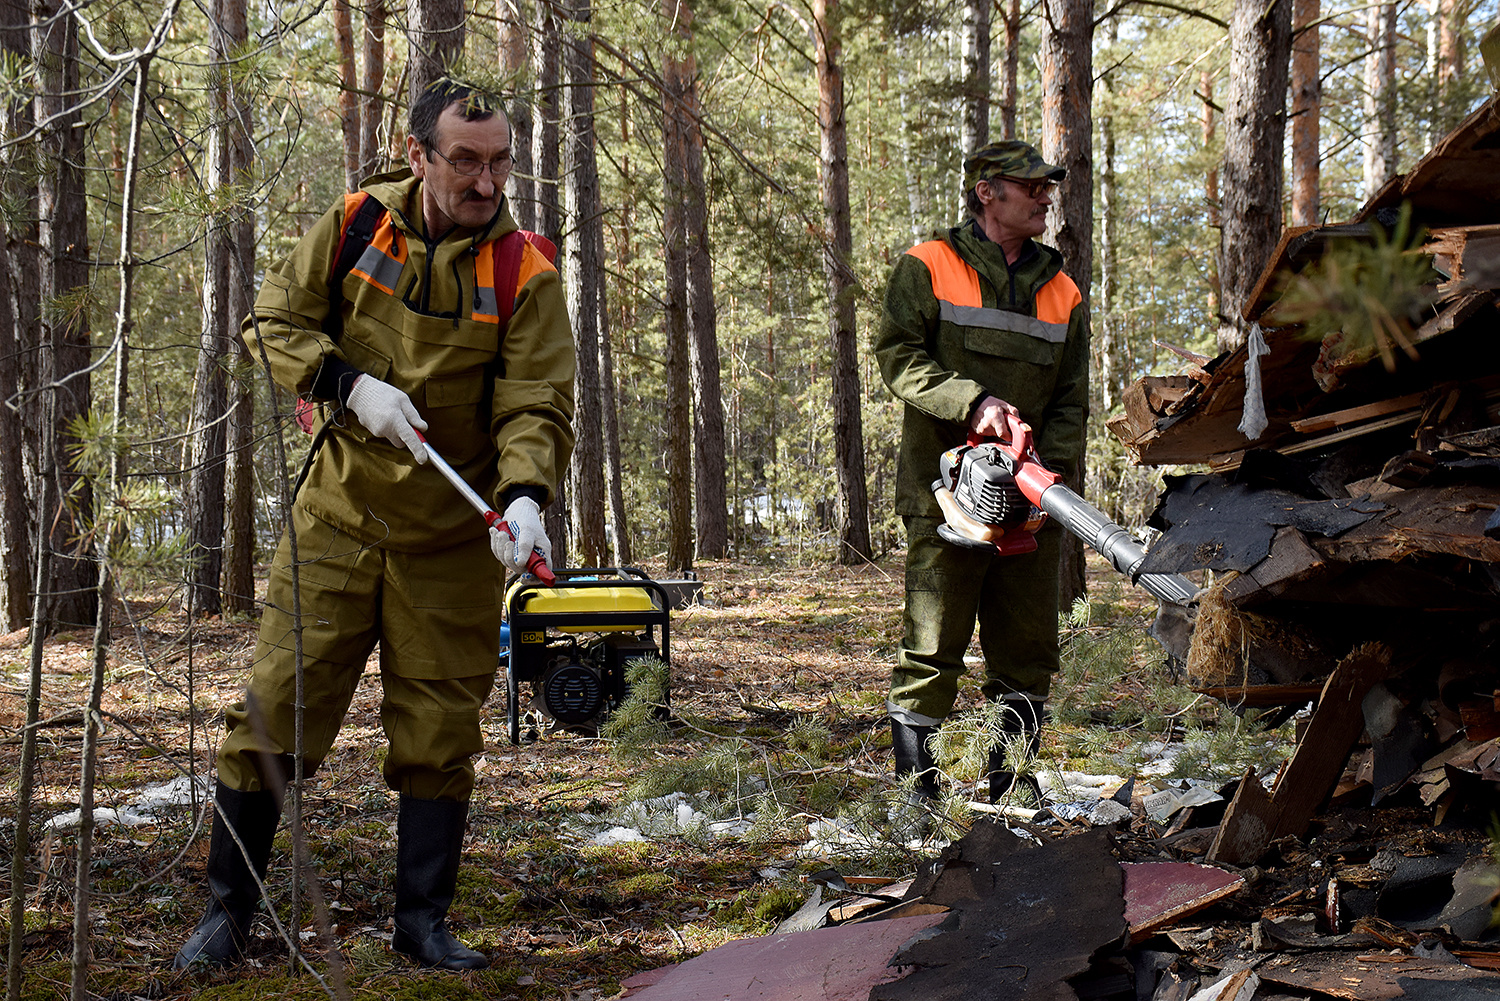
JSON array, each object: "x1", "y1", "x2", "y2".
[
  {"x1": 873, "y1": 140, "x2": 1089, "y2": 808},
  {"x1": 175, "y1": 79, "x2": 575, "y2": 972}
]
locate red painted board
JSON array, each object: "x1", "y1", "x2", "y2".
[
  {"x1": 1122, "y1": 861, "x2": 1245, "y2": 943},
  {"x1": 620, "y1": 911, "x2": 949, "y2": 1001}
]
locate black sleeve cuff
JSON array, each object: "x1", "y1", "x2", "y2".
[
  {"x1": 499, "y1": 485, "x2": 549, "y2": 512},
  {"x1": 312, "y1": 357, "x2": 365, "y2": 406}
]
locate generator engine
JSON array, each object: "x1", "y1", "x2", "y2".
[
  {"x1": 503, "y1": 568, "x2": 673, "y2": 745},
  {"x1": 529, "y1": 634, "x2": 661, "y2": 728}
]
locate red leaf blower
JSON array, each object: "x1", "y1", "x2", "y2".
[{"x1": 932, "y1": 413, "x2": 1196, "y2": 606}]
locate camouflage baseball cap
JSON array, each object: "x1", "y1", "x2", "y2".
[{"x1": 962, "y1": 140, "x2": 1064, "y2": 191}]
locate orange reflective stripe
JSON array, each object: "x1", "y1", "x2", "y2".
[
  {"x1": 906, "y1": 240, "x2": 982, "y2": 308},
  {"x1": 1034, "y1": 271, "x2": 1081, "y2": 325},
  {"x1": 473, "y1": 241, "x2": 500, "y2": 324},
  {"x1": 351, "y1": 214, "x2": 407, "y2": 295}
]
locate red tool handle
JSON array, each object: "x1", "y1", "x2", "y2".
[
  {"x1": 484, "y1": 510, "x2": 556, "y2": 586},
  {"x1": 969, "y1": 412, "x2": 1061, "y2": 508}
]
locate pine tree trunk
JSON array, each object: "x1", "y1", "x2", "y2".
[
  {"x1": 34, "y1": 0, "x2": 95, "y2": 631},
  {"x1": 814, "y1": 0, "x2": 872, "y2": 565},
  {"x1": 1203, "y1": 71, "x2": 1220, "y2": 316},
  {"x1": 1000, "y1": 0, "x2": 1020, "y2": 139},
  {"x1": 1217, "y1": 0, "x2": 1291, "y2": 352},
  {"x1": 0, "y1": 0, "x2": 32, "y2": 631},
  {"x1": 223, "y1": 0, "x2": 256, "y2": 615},
  {"x1": 1290, "y1": 0, "x2": 1320, "y2": 227},
  {"x1": 1098, "y1": 16, "x2": 1119, "y2": 418},
  {"x1": 498, "y1": 0, "x2": 535, "y2": 231},
  {"x1": 408, "y1": 0, "x2": 466, "y2": 104},
  {"x1": 961, "y1": 0, "x2": 991, "y2": 152},
  {"x1": 1041, "y1": 0, "x2": 1093, "y2": 608},
  {"x1": 359, "y1": 0, "x2": 386, "y2": 178},
  {"x1": 598, "y1": 292, "x2": 631, "y2": 565},
  {"x1": 335, "y1": 0, "x2": 360, "y2": 191},
  {"x1": 563, "y1": 0, "x2": 607, "y2": 566},
  {"x1": 661, "y1": 0, "x2": 695, "y2": 572},
  {"x1": 185, "y1": 82, "x2": 230, "y2": 616},
  {"x1": 1362, "y1": 1, "x2": 1397, "y2": 200},
  {"x1": 666, "y1": 0, "x2": 728, "y2": 559},
  {"x1": 532, "y1": 0, "x2": 562, "y2": 244}
]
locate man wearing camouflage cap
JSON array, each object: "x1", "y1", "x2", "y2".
[{"x1": 873, "y1": 139, "x2": 1090, "y2": 811}]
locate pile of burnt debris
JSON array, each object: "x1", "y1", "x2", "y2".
[
  {"x1": 1101, "y1": 95, "x2": 1500, "y2": 879},
  {"x1": 618, "y1": 804, "x2": 1500, "y2": 1000}
]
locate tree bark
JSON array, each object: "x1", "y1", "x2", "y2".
[
  {"x1": 222, "y1": 0, "x2": 257, "y2": 615},
  {"x1": 1216, "y1": 0, "x2": 1291, "y2": 352},
  {"x1": 661, "y1": 0, "x2": 695, "y2": 572},
  {"x1": 335, "y1": 0, "x2": 360, "y2": 191},
  {"x1": 1098, "y1": 15, "x2": 1119, "y2": 418},
  {"x1": 1000, "y1": 0, "x2": 1020, "y2": 139},
  {"x1": 814, "y1": 0, "x2": 872, "y2": 565},
  {"x1": 1041, "y1": 0, "x2": 1093, "y2": 608},
  {"x1": 1290, "y1": 0, "x2": 1320, "y2": 227},
  {"x1": 0, "y1": 0, "x2": 32, "y2": 631},
  {"x1": 359, "y1": 0, "x2": 386, "y2": 178},
  {"x1": 34, "y1": 0, "x2": 95, "y2": 631},
  {"x1": 665, "y1": 0, "x2": 728, "y2": 559},
  {"x1": 1203, "y1": 70, "x2": 1220, "y2": 316},
  {"x1": 498, "y1": 0, "x2": 536, "y2": 232},
  {"x1": 184, "y1": 63, "x2": 230, "y2": 616},
  {"x1": 961, "y1": 0, "x2": 991, "y2": 153},
  {"x1": 562, "y1": 0, "x2": 607, "y2": 566},
  {"x1": 408, "y1": 0, "x2": 465, "y2": 105},
  {"x1": 532, "y1": 0, "x2": 562, "y2": 245},
  {"x1": 1362, "y1": 1, "x2": 1396, "y2": 200}
]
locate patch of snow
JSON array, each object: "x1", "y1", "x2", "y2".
[{"x1": 45, "y1": 775, "x2": 208, "y2": 831}]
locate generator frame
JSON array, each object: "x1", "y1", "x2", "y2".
[{"x1": 503, "y1": 566, "x2": 672, "y2": 745}]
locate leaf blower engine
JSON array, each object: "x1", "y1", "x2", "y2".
[{"x1": 933, "y1": 415, "x2": 1197, "y2": 606}]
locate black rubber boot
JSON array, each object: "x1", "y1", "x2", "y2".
[
  {"x1": 173, "y1": 783, "x2": 281, "y2": 969},
  {"x1": 890, "y1": 718, "x2": 941, "y2": 803},
  {"x1": 987, "y1": 698, "x2": 1046, "y2": 804},
  {"x1": 391, "y1": 796, "x2": 489, "y2": 971}
]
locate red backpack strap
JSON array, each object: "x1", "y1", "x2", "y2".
[{"x1": 493, "y1": 229, "x2": 558, "y2": 329}]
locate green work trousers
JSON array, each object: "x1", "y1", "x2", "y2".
[
  {"x1": 218, "y1": 505, "x2": 503, "y2": 801},
  {"x1": 888, "y1": 516, "x2": 1061, "y2": 725}
]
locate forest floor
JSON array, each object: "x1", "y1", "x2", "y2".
[{"x1": 0, "y1": 554, "x2": 1492, "y2": 1000}]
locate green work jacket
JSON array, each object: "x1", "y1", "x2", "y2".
[
  {"x1": 874, "y1": 219, "x2": 1091, "y2": 519},
  {"x1": 243, "y1": 170, "x2": 576, "y2": 551}
]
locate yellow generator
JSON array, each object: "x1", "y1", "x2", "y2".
[{"x1": 502, "y1": 567, "x2": 672, "y2": 745}]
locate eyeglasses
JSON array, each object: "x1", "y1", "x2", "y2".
[
  {"x1": 997, "y1": 177, "x2": 1058, "y2": 199},
  {"x1": 429, "y1": 146, "x2": 514, "y2": 177}
]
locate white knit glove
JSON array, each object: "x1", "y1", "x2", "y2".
[
  {"x1": 489, "y1": 496, "x2": 552, "y2": 574},
  {"x1": 346, "y1": 374, "x2": 428, "y2": 463}
]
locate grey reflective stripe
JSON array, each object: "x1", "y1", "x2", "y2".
[
  {"x1": 475, "y1": 285, "x2": 500, "y2": 320},
  {"x1": 887, "y1": 698, "x2": 945, "y2": 727},
  {"x1": 939, "y1": 301, "x2": 1068, "y2": 343},
  {"x1": 354, "y1": 244, "x2": 404, "y2": 292}
]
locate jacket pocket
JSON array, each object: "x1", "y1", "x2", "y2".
[{"x1": 963, "y1": 325, "x2": 1061, "y2": 367}]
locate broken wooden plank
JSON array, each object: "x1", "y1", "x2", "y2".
[
  {"x1": 1289, "y1": 388, "x2": 1431, "y2": 434},
  {"x1": 1208, "y1": 645, "x2": 1391, "y2": 865},
  {"x1": 1220, "y1": 527, "x2": 1327, "y2": 607}
]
